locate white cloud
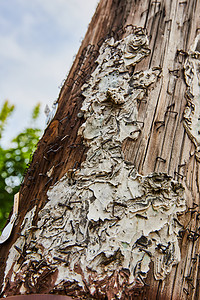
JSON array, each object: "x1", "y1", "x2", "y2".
[
  {"x1": 0, "y1": 0, "x2": 99, "y2": 147},
  {"x1": 33, "y1": 0, "x2": 98, "y2": 30}
]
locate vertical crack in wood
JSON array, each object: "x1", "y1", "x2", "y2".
[
  {"x1": 1, "y1": 27, "x2": 186, "y2": 300},
  {"x1": 183, "y1": 34, "x2": 200, "y2": 162}
]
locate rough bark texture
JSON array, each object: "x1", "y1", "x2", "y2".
[{"x1": 0, "y1": 0, "x2": 200, "y2": 299}]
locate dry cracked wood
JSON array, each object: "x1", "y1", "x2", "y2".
[{"x1": 0, "y1": 1, "x2": 200, "y2": 299}]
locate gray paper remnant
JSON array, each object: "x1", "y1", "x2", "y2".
[{"x1": 2, "y1": 29, "x2": 186, "y2": 298}]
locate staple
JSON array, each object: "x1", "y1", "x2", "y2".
[
  {"x1": 108, "y1": 145, "x2": 121, "y2": 150},
  {"x1": 137, "y1": 274, "x2": 149, "y2": 286},
  {"x1": 191, "y1": 256, "x2": 198, "y2": 263},
  {"x1": 174, "y1": 171, "x2": 184, "y2": 179},
  {"x1": 165, "y1": 19, "x2": 172, "y2": 24},
  {"x1": 136, "y1": 214, "x2": 148, "y2": 220},
  {"x1": 115, "y1": 30, "x2": 124, "y2": 40},
  {"x1": 165, "y1": 110, "x2": 178, "y2": 117},
  {"x1": 105, "y1": 115, "x2": 112, "y2": 124},
  {"x1": 47, "y1": 146, "x2": 63, "y2": 154},
  {"x1": 27, "y1": 168, "x2": 35, "y2": 174},
  {"x1": 85, "y1": 72, "x2": 93, "y2": 82},
  {"x1": 78, "y1": 56, "x2": 84, "y2": 65},
  {"x1": 185, "y1": 89, "x2": 194, "y2": 100},
  {"x1": 81, "y1": 63, "x2": 93, "y2": 73},
  {"x1": 81, "y1": 46, "x2": 88, "y2": 57},
  {"x1": 27, "y1": 225, "x2": 38, "y2": 232},
  {"x1": 17, "y1": 232, "x2": 25, "y2": 237},
  {"x1": 78, "y1": 70, "x2": 87, "y2": 80},
  {"x1": 55, "y1": 161, "x2": 64, "y2": 169},
  {"x1": 44, "y1": 177, "x2": 53, "y2": 187},
  {"x1": 77, "y1": 59, "x2": 84, "y2": 68},
  {"x1": 183, "y1": 287, "x2": 190, "y2": 295},
  {"x1": 188, "y1": 282, "x2": 195, "y2": 289},
  {"x1": 156, "y1": 242, "x2": 171, "y2": 253},
  {"x1": 183, "y1": 18, "x2": 191, "y2": 25},
  {"x1": 59, "y1": 116, "x2": 69, "y2": 123},
  {"x1": 70, "y1": 220, "x2": 75, "y2": 234},
  {"x1": 187, "y1": 230, "x2": 200, "y2": 242},
  {"x1": 167, "y1": 102, "x2": 175, "y2": 110},
  {"x1": 169, "y1": 69, "x2": 180, "y2": 77},
  {"x1": 185, "y1": 275, "x2": 193, "y2": 282},
  {"x1": 130, "y1": 129, "x2": 142, "y2": 137},
  {"x1": 185, "y1": 208, "x2": 198, "y2": 216},
  {"x1": 156, "y1": 156, "x2": 166, "y2": 163},
  {"x1": 138, "y1": 247, "x2": 152, "y2": 257},
  {"x1": 133, "y1": 120, "x2": 144, "y2": 126},
  {"x1": 124, "y1": 24, "x2": 135, "y2": 31},
  {"x1": 109, "y1": 198, "x2": 114, "y2": 217},
  {"x1": 137, "y1": 99, "x2": 147, "y2": 103},
  {"x1": 155, "y1": 120, "x2": 165, "y2": 131},
  {"x1": 58, "y1": 203, "x2": 73, "y2": 210},
  {"x1": 178, "y1": 163, "x2": 186, "y2": 168},
  {"x1": 185, "y1": 276, "x2": 195, "y2": 289},
  {"x1": 59, "y1": 136, "x2": 69, "y2": 144},
  {"x1": 65, "y1": 253, "x2": 70, "y2": 266},
  {"x1": 73, "y1": 161, "x2": 80, "y2": 169},
  {"x1": 87, "y1": 44, "x2": 95, "y2": 55},
  {"x1": 188, "y1": 203, "x2": 198, "y2": 210},
  {"x1": 80, "y1": 48, "x2": 86, "y2": 58},
  {"x1": 30, "y1": 198, "x2": 39, "y2": 203},
  {"x1": 74, "y1": 76, "x2": 82, "y2": 86},
  {"x1": 97, "y1": 38, "x2": 104, "y2": 48},
  {"x1": 134, "y1": 26, "x2": 147, "y2": 35},
  {"x1": 113, "y1": 59, "x2": 124, "y2": 67},
  {"x1": 141, "y1": 9, "x2": 148, "y2": 17},
  {"x1": 47, "y1": 143, "x2": 59, "y2": 150},
  {"x1": 113, "y1": 201, "x2": 127, "y2": 208},
  {"x1": 91, "y1": 49, "x2": 100, "y2": 58},
  {"x1": 116, "y1": 27, "x2": 125, "y2": 38},
  {"x1": 40, "y1": 268, "x2": 56, "y2": 280},
  {"x1": 58, "y1": 249, "x2": 71, "y2": 255},
  {"x1": 14, "y1": 245, "x2": 24, "y2": 256},
  {"x1": 53, "y1": 256, "x2": 66, "y2": 263},
  {"x1": 66, "y1": 78, "x2": 75, "y2": 87},
  {"x1": 107, "y1": 29, "x2": 115, "y2": 38},
  {"x1": 116, "y1": 24, "x2": 124, "y2": 33},
  {"x1": 177, "y1": 49, "x2": 188, "y2": 57},
  {"x1": 39, "y1": 173, "x2": 48, "y2": 177},
  {"x1": 68, "y1": 143, "x2": 82, "y2": 148},
  {"x1": 174, "y1": 218, "x2": 184, "y2": 228}
]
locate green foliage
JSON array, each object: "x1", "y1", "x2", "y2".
[
  {"x1": 0, "y1": 101, "x2": 42, "y2": 230},
  {"x1": 32, "y1": 103, "x2": 40, "y2": 120},
  {"x1": 0, "y1": 100, "x2": 15, "y2": 139}
]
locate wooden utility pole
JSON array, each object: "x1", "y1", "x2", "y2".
[{"x1": 0, "y1": 0, "x2": 200, "y2": 299}]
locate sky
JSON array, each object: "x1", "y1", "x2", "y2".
[{"x1": 0, "y1": 0, "x2": 98, "y2": 147}]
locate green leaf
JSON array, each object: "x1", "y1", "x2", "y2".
[
  {"x1": 31, "y1": 103, "x2": 41, "y2": 121},
  {"x1": 0, "y1": 102, "x2": 42, "y2": 231},
  {"x1": 0, "y1": 100, "x2": 15, "y2": 140}
]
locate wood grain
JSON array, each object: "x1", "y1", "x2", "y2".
[{"x1": 0, "y1": 1, "x2": 200, "y2": 299}]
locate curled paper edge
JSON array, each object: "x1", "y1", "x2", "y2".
[{"x1": 0, "y1": 192, "x2": 19, "y2": 244}]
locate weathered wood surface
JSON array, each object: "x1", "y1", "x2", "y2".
[{"x1": 0, "y1": 0, "x2": 200, "y2": 299}]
